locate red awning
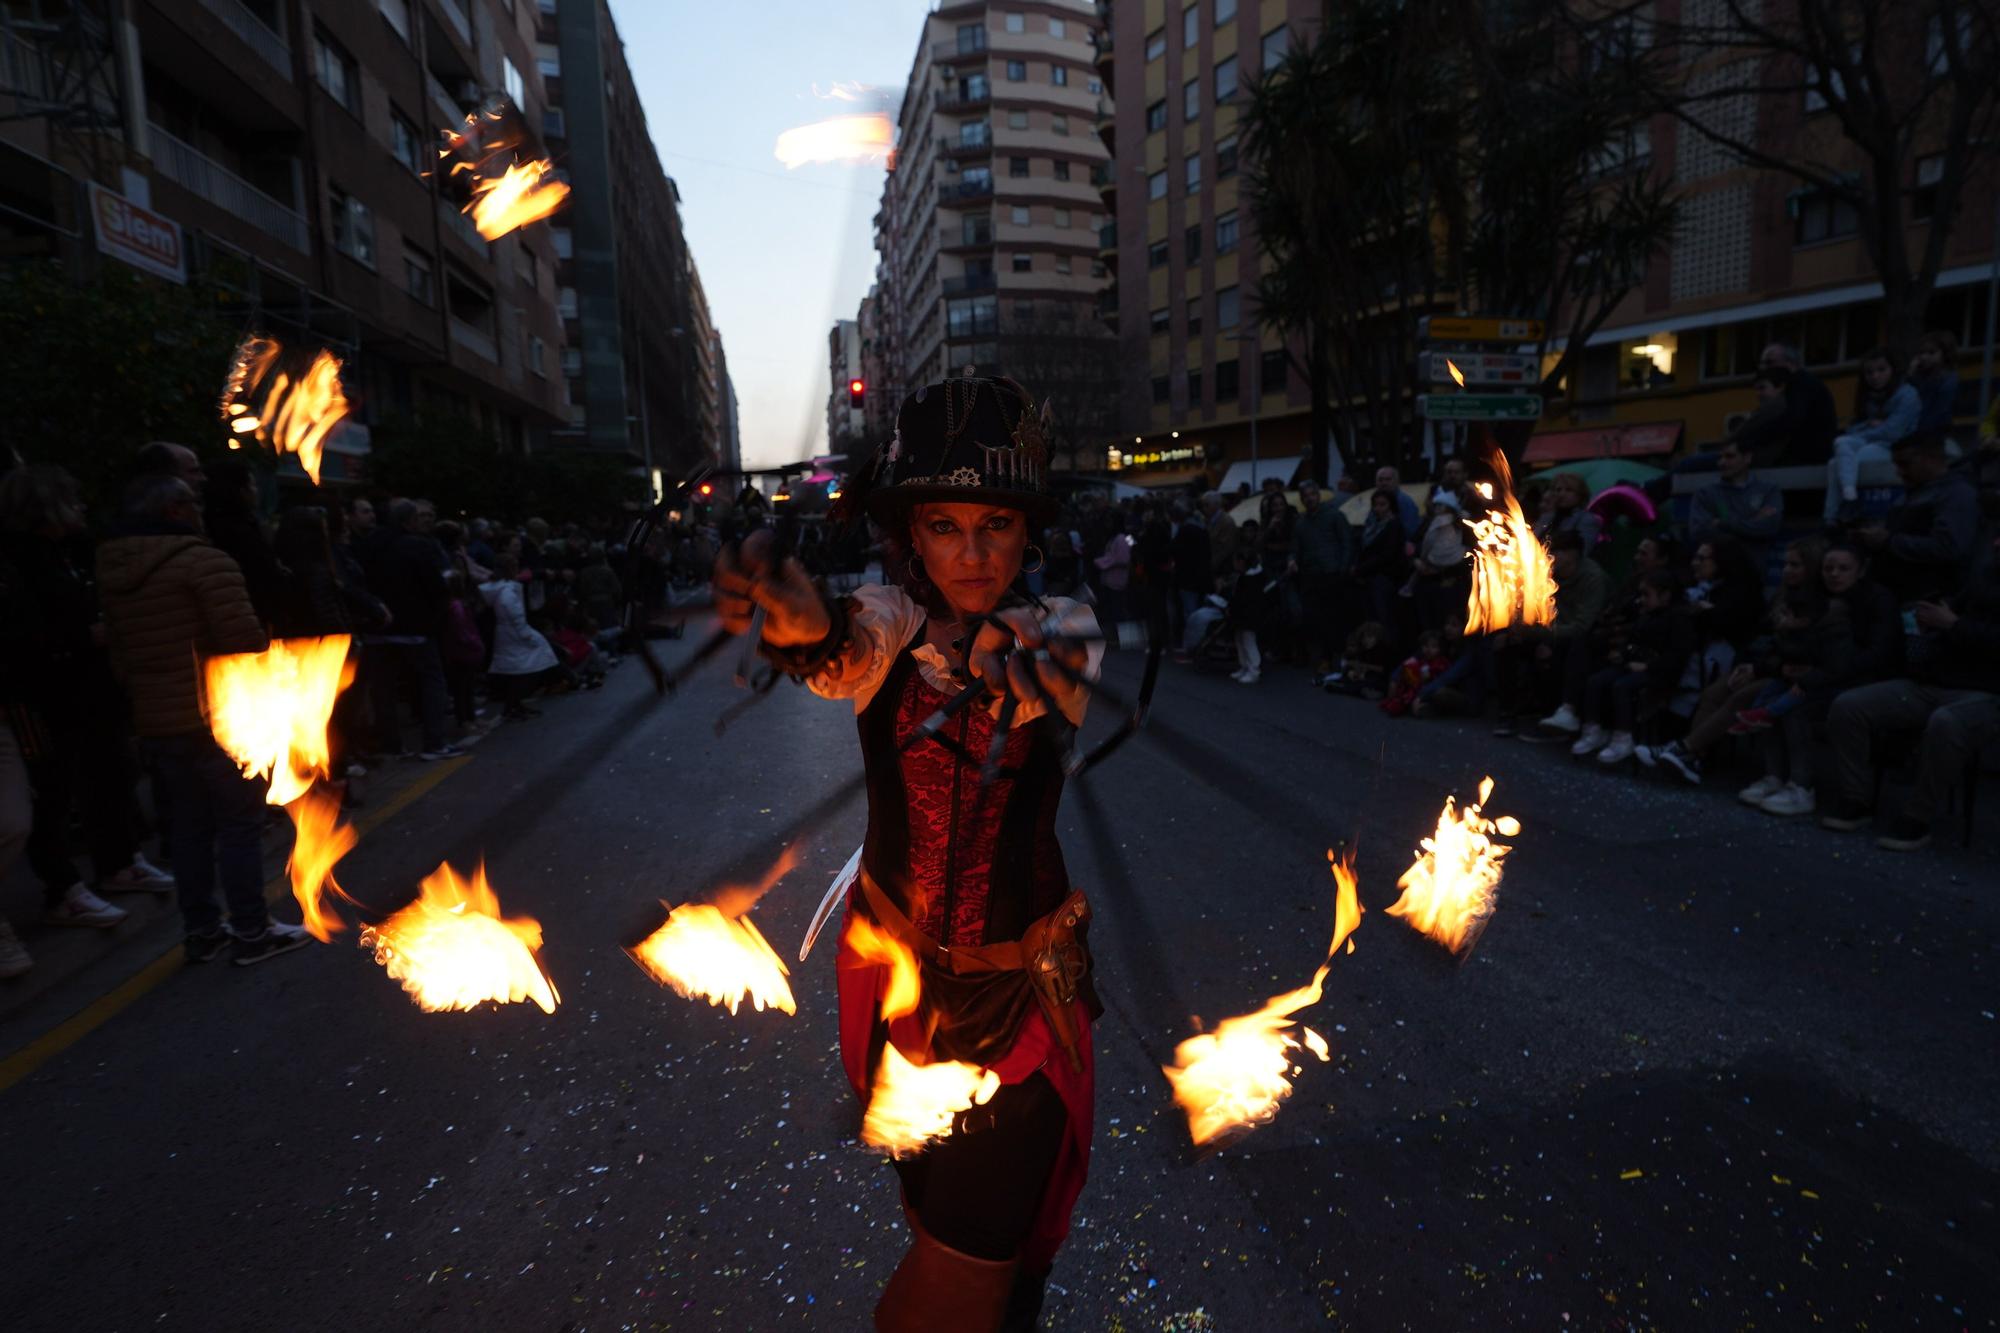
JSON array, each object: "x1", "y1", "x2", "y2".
[{"x1": 1525, "y1": 421, "x2": 1683, "y2": 462}]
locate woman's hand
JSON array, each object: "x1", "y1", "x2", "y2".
[
  {"x1": 711, "y1": 528, "x2": 830, "y2": 647},
  {"x1": 967, "y1": 607, "x2": 1090, "y2": 710}
]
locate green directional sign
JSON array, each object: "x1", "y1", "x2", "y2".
[{"x1": 1416, "y1": 393, "x2": 1543, "y2": 422}]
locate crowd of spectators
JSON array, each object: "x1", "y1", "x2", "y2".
[{"x1": 0, "y1": 439, "x2": 665, "y2": 980}]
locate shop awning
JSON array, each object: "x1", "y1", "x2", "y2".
[
  {"x1": 1524, "y1": 421, "x2": 1682, "y2": 463},
  {"x1": 1118, "y1": 467, "x2": 1209, "y2": 491},
  {"x1": 1217, "y1": 455, "x2": 1305, "y2": 495}
]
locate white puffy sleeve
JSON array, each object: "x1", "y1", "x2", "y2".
[{"x1": 806, "y1": 582, "x2": 927, "y2": 712}]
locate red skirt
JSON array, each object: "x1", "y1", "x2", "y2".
[{"x1": 835, "y1": 904, "x2": 1095, "y2": 1270}]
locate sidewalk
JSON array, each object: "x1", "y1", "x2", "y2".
[{"x1": 0, "y1": 750, "x2": 467, "y2": 1085}]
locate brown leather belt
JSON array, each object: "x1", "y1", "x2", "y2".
[{"x1": 859, "y1": 871, "x2": 1092, "y2": 1073}]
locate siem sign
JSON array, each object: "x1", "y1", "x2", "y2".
[{"x1": 89, "y1": 182, "x2": 186, "y2": 284}]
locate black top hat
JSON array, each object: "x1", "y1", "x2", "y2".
[{"x1": 860, "y1": 376, "x2": 1058, "y2": 527}]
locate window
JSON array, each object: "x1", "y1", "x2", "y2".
[
  {"x1": 1146, "y1": 100, "x2": 1167, "y2": 131},
  {"x1": 1215, "y1": 210, "x2": 1239, "y2": 253},
  {"x1": 403, "y1": 243, "x2": 434, "y2": 305},
  {"x1": 964, "y1": 165, "x2": 993, "y2": 189},
  {"x1": 1148, "y1": 169, "x2": 1167, "y2": 200},
  {"x1": 517, "y1": 247, "x2": 538, "y2": 291},
  {"x1": 1150, "y1": 307, "x2": 1170, "y2": 334},
  {"x1": 1793, "y1": 188, "x2": 1857, "y2": 245},
  {"x1": 1050, "y1": 17, "x2": 1066, "y2": 37},
  {"x1": 1186, "y1": 295, "x2": 1203, "y2": 333},
  {"x1": 1088, "y1": 78, "x2": 1102, "y2": 94},
  {"x1": 958, "y1": 22, "x2": 984, "y2": 53},
  {"x1": 1054, "y1": 207, "x2": 1072, "y2": 227},
  {"x1": 1216, "y1": 0, "x2": 1237, "y2": 22},
  {"x1": 328, "y1": 186, "x2": 375, "y2": 267},
  {"x1": 390, "y1": 109, "x2": 424, "y2": 175},
  {"x1": 528, "y1": 334, "x2": 547, "y2": 378},
  {"x1": 1588, "y1": 122, "x2": 1652, "y2": 177},
  {"x1": 1262, "y1": 348, "x2": 1288, "y2": 392},
  {"x1": 543, "y1": 108, "x2": 566, "y2": 139},
  {"x1": 557, "y1": 285, "x2": 578, "y2": 318},
  {"x1": 960, "y1": 119, "x2": 989, "y2": 147},
  {"x1": 1010, "y1": 156, "x2": 1031, "y2": 177},
  {"x1": 1148, "y1": 239, "x2": 1169, "y2": 268},
  {"x1": 1187, "y1": 368, "x2": 1203, "y2": 401},
  {"x1": 1152, "y1": 375, "x2": 1171, "y2": 403},
  {"x1": 1185, "y1": 223, "x2": 1202, "y2": 263},
  {"x1": 1091, "y1": 259, "x2": 1107, "y2": 278},
  {"x1": 377, "y1": 0, "x2": 410, "y2": 42},
  {"x1": 1929, "y1": 11, "x2": 1974, "y2": 75},
  {"x1": 1262, "y1": 24, "x2": 1287, "y2": 70},
  {"x1": 314, "y1": 30, "x2": 357, "y2": 111},
  {"x1": 1217, "y1": 285, "x2": 1239, "y2": 329},
  {"x1": 962, "y1": 214, "x2": 991, "y2": 245},
  {"x1": 1913, "y1": 154, "x2": 1944, "y2": 221},
  {"x1": 1007, "y1": 60, "x2": 1027, "y2": 81},
  {"x1": 1215, "y1": 358, "x2": 1239, "y2": 400},
  {"x1": 1184, "y1": 78, "x2": 1200, "y2": 121},
  {"x1": 966, "y1": 73, "x2": 989, "y2": 100},
  {"x1": 1052, "y1": 114, "x2": 1068, "y2": 135},
  {"x1": 1215, "y1": 56, "x2": 1237, "y2": 102},
  {"x1": 1013, "y1": 252, "x2": 1033, "y2": 272},
  {"x1": 1185, "y1": 152, "x2": 1201, "y2": 195},
  {"x1": 504, "y1": 56, "x2": 526, "y2": 109},
  {"x1": 1052, "y1": 65, "x2": 1068, "y2": 86},
  {"x1": 1053, "y1": 160, "x2": 1070, "y2": 181},
  {"x1": 1805, "y1": 49, "x2": 1851, "y2": 113},
  {"x1": 1055, "y1": 253, "x2": 1071, "y2": 274},
  {"x1": 1007, "y1": 109, "x2": 1029, "y2": 129},
  {"x1": 1146, "y1": 29, "x2": 1166, "y2": 60},
  {"x1": 1005, "y1": 12, "x2": 1025, "y2": 33},
  {"x1": 947, "y1": 294, "x2": 999, "y2": 337},
  {"x1": 1216, "y1": 134, "x2": 1238, "y2": 177},
  {"x1": 1184, "y1": 5, "x2": 1199, "y2": 47},
  {"x1": 562, "y1": 346, "x2": 582, "y2": 376},
  {"x1": 535, "y1": 41, "x2": 560, "y2": 78},
  {"x1": 1011, "y1": 205, "x2": 1031, "y2": 225}
]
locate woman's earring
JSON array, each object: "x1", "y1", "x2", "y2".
[
  {"x1": 1021, "y1": 544, "x2": 1046, "y2": 574},
  {"x1": 905, "y1": 553, "x2": 928, "y2": 586}
]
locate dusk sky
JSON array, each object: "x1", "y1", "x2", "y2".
[{"x1": 613, "y1": 1, "x2": 934, "y2": 471}]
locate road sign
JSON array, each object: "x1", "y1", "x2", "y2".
[
  {"x1": 1417, "y1": 393, "x2": 1543, "y2": 422},
  {"x1": 1418, "y1": 316, "x2": 1545, "y2": 343},
  {"x1": 1421, "y1": 351, "x2": 1540, "y2": 387}
]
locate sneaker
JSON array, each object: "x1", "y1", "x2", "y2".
[
  {"x1": 185, "y1": 926, "x2": 232, "y2": 964},
  {"x1": 1728, "y1": 707, "x2": 1775, "y2": 735},
  {"x1": 1657, "y1": 741, "x2": 1704, "y2": 785},
  {"x1": 1819, "y1": 799, "x2": 1872, "y2": 832},
  {"x1": 1759, "y1": 783, "x2": 1815, "y2": 817},
  {"x1": 419, "y1": 744, "x2": 468, "y2": 761},
  {"x1": 1737, "y1": 775, "x2": 1784, "y2": 806},
  {"x1": 0, "y1": 920, "x2": 31, "y2": 979},
  {"x1": 1633, "y1": 743, "x2": 1658, "y2": 769},
  {"x1": 1596, "y1": 732, "x2": 1636, "y2": 764},
  {"x1": 345, "y1": 762, "x2": 369, "y2": 779},
  {"x1": 43, "y1": 883, "x2": 128, "y2": 928},
  {"x1": 1229, "y1": 668, "x2": 1250, "y2": 683},
  {"x1": 1539, "y1": 703, "x2": 1582, "y2": 734},
  {"x1": 101, "y1": 854, "x2": 175, "y2": 894},
  {"x1": 1570, "y1": 724, "x2": 1609, "y2": 756},
  {"x1": 232, "y1": 922, "x2": 314, "y2": 967},
  {"x1": 1235, "y1": 671, "x2": 1260, "y2": 685},
  {"x1": 1875, "y1": 817, "x2": 1932, "y2": 852}
]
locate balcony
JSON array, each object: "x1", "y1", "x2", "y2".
[
  {"x1": 946, "y1": 128, "x2": 992, "y2": 158},
  {"x1": 1098, "y1": 220, "x2": 1117, "y2": 254},
  {"x1": 450, "y1": 317, "x2": 497, "y2": 362},
  {"x1": 932, "y1": 32, "x2": 987, "y2": 63},
  {"x1": 939, "y1": 178, "x2": 994, "y2": 204},
  {"x1": 196, "y1": 0, "x2": 290, "y2": 79},
  {"x1": 147, "y1": 123, "x2": 308, "y2": 252},
  {"x1": 942, "y1": 226, "x2": 993, "y2": 254},
  {"x1": 428, "y1": 69, "x2": 465, "y2": 127},
  {"x1": 434, "y1": 0, "x2": 472, "y2": 50},
  {"x1": 442, "y1": 201, "x2": 490, "y2": 255},
  {"x1": 942, "y1": 271, "x2": 997, "y2": 296},
  {"x1": 933, "y1": 87, "x2": 990, "y2": 114}
]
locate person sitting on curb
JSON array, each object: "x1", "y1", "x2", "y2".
[
  {"x1": 1491, "y1": 531, "x2": 1611, "y2": 736},
  {"x1": 1855, "y1": 433, "x2": 1981, "y2": 605},
  {"x1": 1823, "y1": 348, "x2": 1921, "y2": 524},
  {"x1": 1818, "y1": 534, "x2": 2000, "y2": 852},
  {"x1": 1568, "y1": 571, "x2": 1694, "y2": 766}
]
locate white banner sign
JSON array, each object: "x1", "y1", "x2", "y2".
[{"x1": 89, "y1": 182, "x2": 186, "y2": 284}]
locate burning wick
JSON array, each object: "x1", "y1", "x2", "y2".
[
  {"x1": 1163, "y1": 849, "x2": 1363, "y2": 1149},
  {"x1": 1463, "y1": 450, "x2": 1557, "y2": 634},
  {"x1": 466, "y1": 158, "x2": 569, "y2": 240},
  {"x1": 1387, "y1": 776, "x2": 1519, "y2": 957},
  {"x1": 627, "y1": 849, "x2": 801, "y2": 1016},
  {"x1": 363, "y1": 861, "x2": 559, "y2": 1014}
]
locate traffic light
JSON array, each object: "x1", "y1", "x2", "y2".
[{"x1": 848, "y1": 378, "x2": 865, "y2": 410}]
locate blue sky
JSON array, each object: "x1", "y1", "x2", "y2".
[{"x1": 613, "y1": 1, "x2": 932, "y2": 470}]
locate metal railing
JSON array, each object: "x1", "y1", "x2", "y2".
[
  {"x1": 940, "y1": 178, "x2": 994, "y2": 202},
  {"x1": 196, "y1": 0, "x2": 290, "y2": 78},
  {"x1": 932, "y1": 31, "x2": 987, "y2": 60},
  {"x1": 450, "y1": 317, "x2": 497, "y2": 361},
  {"x1": 1098, "y1": 220, "x2": 1116, "y2": 249},
  {"x1": 442, "y1": 202, "x2": 489, "y2": 254},
  {"x1": 933, "y1": 87, "x2": 990, "y2": 112},
  {"x1": 427, "y1": 69, "x2": 464, "y2": 127},
  {"x1": 147, "y1": 123, "x2": 309, "y2": 252},
  {"x1": 942, "y1": 270, "x2": 997, "y2": 296}
]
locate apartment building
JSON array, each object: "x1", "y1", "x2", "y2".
[
  {"x1": 1099, "y1": 0, "x2": 1319, "y2": 487},
  {"x1": 826, "y1": 317, "x2": 863, "y2": 452},
  {"x1": 873, "y1": 0, "x2": 1113, "y2": 404},
  {"x1": 544, "y1": 0, "x2": 715, "y2": 480},
  {"x1": 0, "y1": 0, "x2": 571, "y2": 475}
]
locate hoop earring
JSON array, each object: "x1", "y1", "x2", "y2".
[
  {"x1": 1021, "y1": 544, "x2": 1045, "y2": 575},
  {"x1": 905, "y1": 553, "x2": 928, "y2": 586}
]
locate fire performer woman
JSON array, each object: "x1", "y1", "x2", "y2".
[{"x1": 714, "y1": 377, "x2": 1100, "y2": 1332}]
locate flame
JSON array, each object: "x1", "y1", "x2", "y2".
[
  {"x1": 1387, "y1": 777, "x2": 1520, "y2": 956},
  {"x1": 774, "y1": 112, "x2": 895, "y2": 169},
  {"x1": 1163, "y1": 850, "x2": 1363, "y2": 1148},
  {"x1": 1463, "y1": 451, "x2": 1557, "y2": 634},
  {"x1": 842, "y1": 912, "x2": 921, "y2": 1021},
  {"x1": 204, "y1": 636, "x2": 354, "y2": 806},
  {"x1": 466, "y1": 158, "x2": 570, "y2": 239},
  {"x1": 362, "y1": 861, "x2": 559, "y2": 1014},
  {"x1": 629, "y1": 906, "x2": 796, "y2": 1015},
  {"x1": 1446, "y1": 358, "x2": 1467, "y2": 387},
  {"x1": 285, "y1": 786, "x2": 363, "y2": 941},
  {"x1": 218, "y1": 337, "x2": 351, "y2": 484}
]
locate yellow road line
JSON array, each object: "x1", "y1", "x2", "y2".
[{"x1": 0, "y1": 757, "x2": 469, "y2": 1094}]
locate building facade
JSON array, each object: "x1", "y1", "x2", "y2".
[
  {"x1": 872, "y1": 0, "x2": 1113, "y2": 402},
  {"x1": 544, "y1": 0, "x2": 714, "y2": 481},
  {"x1": 0, "y1": 0, "x2": 572, "y2": 476},
  {"x1": 826, "y1": 316, "x2": 863, "y2": 453}
]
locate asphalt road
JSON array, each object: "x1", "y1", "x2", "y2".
[{"x1": 1, "y1": 623, "x2": 1995, "y2": 1333}]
